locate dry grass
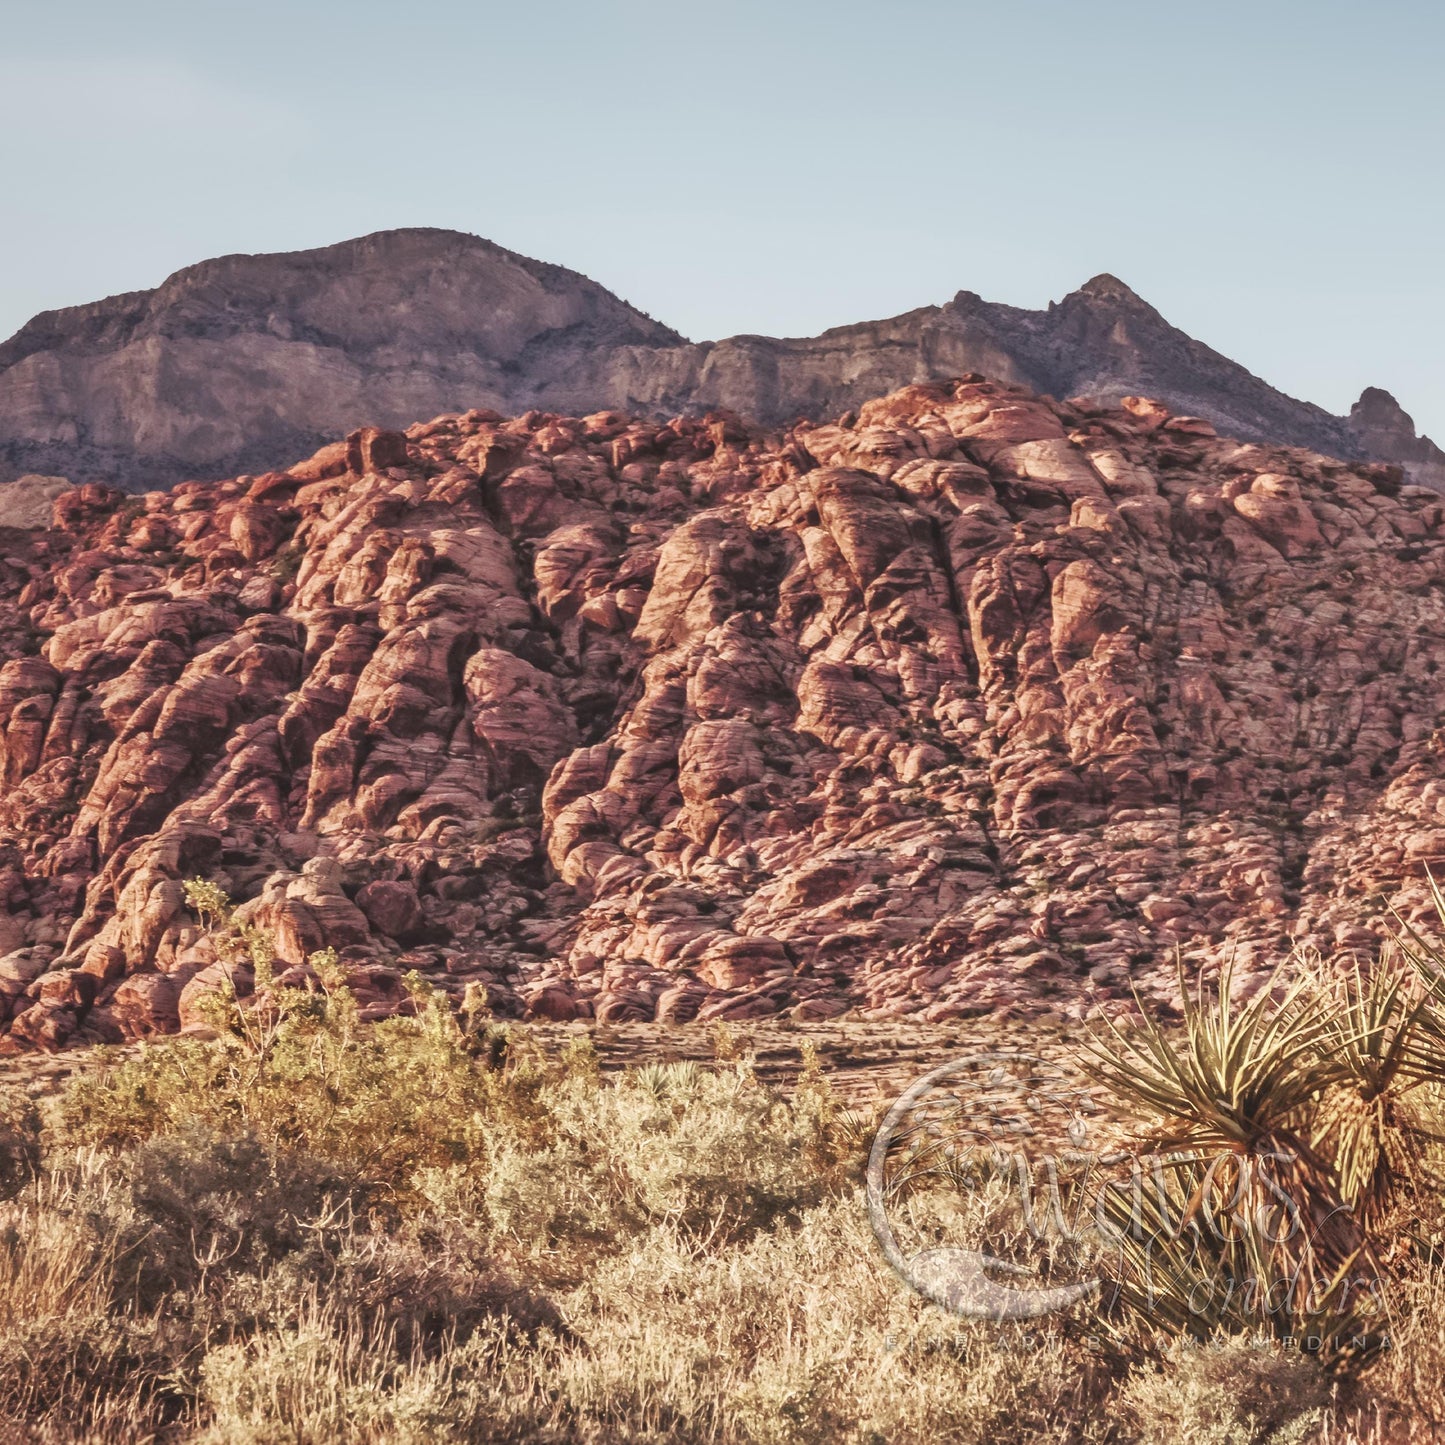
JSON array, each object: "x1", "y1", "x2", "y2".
[{"x1": 7, "y1": 884, "x2": 1445, "y2": 1440}]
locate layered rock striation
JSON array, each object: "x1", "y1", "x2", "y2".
[
  {"x1": 0, "y1": 378, "x2": 1443, "y2": 1048},
  {"x1": 2, "y1": 228, "x2": 1441, "y2": 491},
  {"x1": 0, "y1": 230, "x2": 683, "y2": 489}
]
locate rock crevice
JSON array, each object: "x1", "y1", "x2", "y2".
[{"x1": 0, "y1": 384, "x2": 1440, "y2": 1047}]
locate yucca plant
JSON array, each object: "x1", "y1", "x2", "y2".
[
  {"x1": 1085, "y1": 954, "x2": 1381, "y2": 1357},
  {"x1": 1093, "y1": 1151, "x2": 1386, "y2": 1359},
  {"x1": 1304, "y1": 944, "x2": 1441, "y2": 1231},
  {"x1": 1390, "y1": 871, "x2": 1445, "y2": 1075},
  {"x1": 1087, "y1": 954, "x2": 1340, "y2": 1152}
]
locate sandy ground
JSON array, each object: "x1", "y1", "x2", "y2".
[{"x1": 0, "y1": 1016, "x2": 1094, "y2": 1118}]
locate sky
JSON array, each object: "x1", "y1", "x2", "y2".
[{"x1": 2, "y1": 0, "x2": 1442, "y2": 436}]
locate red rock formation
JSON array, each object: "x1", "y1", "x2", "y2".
[{"x1": 0, "y1": 376, "x2": 1443, "y2": 1048}]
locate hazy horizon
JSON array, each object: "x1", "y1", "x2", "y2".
[{"x1": 4, "y1": 0, "x2": 1442, "y2": 438}]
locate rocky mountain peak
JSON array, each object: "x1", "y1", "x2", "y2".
[
  {"x1": 1067, "y1": 273, "x2": 1151, "y2": 307},
  {"x1": 1353, "y1": 385, "x2": 1416, "y2": 429},
  {"x1": 0, "y1": 230, "x2": 1438, "y2": 493},
  {"x1": 1348, "y1": 386, "x2": 1445, "y2": 491}
]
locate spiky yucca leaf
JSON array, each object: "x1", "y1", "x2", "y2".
[
  {"x1": 1305, "y1": 946, "x2": 1442, "y2": 1227},
  {"x1": 1389, "y1": 869, "x2": 1445, "y2": 1080},
  {"x1": 1085, "y1": 954, "x2": 1342, "y2": 1153},
  {"x1": 1096, "y1": 1150, "x2": 1386, "y2": 1362},
  {"x1": 1086, "y1": 955, "x2": 1386, "y2": 1358}
]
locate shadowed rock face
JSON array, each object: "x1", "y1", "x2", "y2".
[
  {"x1": 2, "y1": 229, "x2": 1442, "y2": 490},
  {"x1": 1, "y1": 379, "x2": 1444, "y2": 1048},
  {"x1": 1349, "y1": 388, "x2": 1445, "y2": 492}
]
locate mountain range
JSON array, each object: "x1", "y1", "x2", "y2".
[{"x1": 0, "y1": 227, "x2": 1441, "y2": 493}]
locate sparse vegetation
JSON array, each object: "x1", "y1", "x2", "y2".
[
  {"x1": 269, "y1": 542, "x2": 304, "y2": 586},
  {"x1": 10, "y1": 884, "x2": 1445, "y2": 1439}
]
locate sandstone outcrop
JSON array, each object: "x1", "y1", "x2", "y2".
[
  {"x1": 1, "y1": 230, "x2": 1439, "y2": 492},
  {"x1": 0, "y1": 382, "x2": 1441, "y2": 1048}
]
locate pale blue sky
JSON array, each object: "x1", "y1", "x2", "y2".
[{"x1": 2, "y1": 0, "x2": 1442, "y2": 436}]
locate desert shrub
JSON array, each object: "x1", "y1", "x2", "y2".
[
  {"x1": 0, "y1": 1084, "x2": 41, "y2": 1200},
  {"x1": 268, "y1": 542, "x2": 304, "y2": 585},
  {"x1": 58, "y1": 895, "x2": 848, "y2": 1265},
  {"x1": 193, "y1": 1195, "x2": 1119, "y2": 1445},
  {"x1": 6, "y1": 989, "x2": 874, "y2": 1441},
  {"x1": 195, "y1": 1308, "x2": 567, "y2": 1445},
  {"x1": 1352, "y1": 1240, "x2": 1445, "y2": 1435},
  {"x1": 195, "y1": 1300, "x2": 481, "y2": 1445},
  {"x1": 21, "y1": 873, "x2": 1445, "y2": 1438},
  {"x1": 506, "y1": 1193, "x2": 1115, "y2": 1445},
  {"x1": 55, "y1": 985, "x2": 561, "y2": 1215},
  {"x1": 111, "y1": 1127, "x2": 363, "y2": 1313},
  {"x1": 0, "y1": 1185, "x2": 188, "y2": 1437},
  {"x1": 1116, "y1": 1337, "x2": 1330, "y2": 1444},
  {"x1": 475, "y1": 1058, "x2": 846, "y2": 1264}
]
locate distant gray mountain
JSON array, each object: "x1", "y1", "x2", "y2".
[
  {"x1": 0, "y1": 230, "x2": 684, "y2": 489},
  {"x1": 0, "y1": 227, "x2": 1440, "y2": 491}
]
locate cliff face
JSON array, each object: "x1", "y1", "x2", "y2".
[
  {"x1": 0, "y1": 229, "x2": 683, "y2": 489},
  {"x1": 1, "y1": 379, "x2": 1443, "y2": 1049},
  {"x1": 2, "y1": 229, "x2": 1442, "y2": 492}
]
